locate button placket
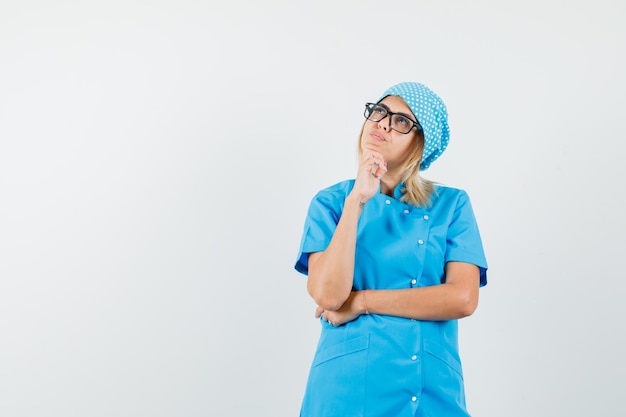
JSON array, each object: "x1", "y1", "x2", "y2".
[{"x1": 416, "y1": 212, "x2": 429, "y2": 247}]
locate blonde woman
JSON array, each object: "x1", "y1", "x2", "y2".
[{"x1": 295, "y1": 82, "x2": 488, "y2": 417}]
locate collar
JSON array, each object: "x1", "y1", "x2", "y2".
[{"x1": 393, "y1": 182, "x2": 406, "y2": 200}]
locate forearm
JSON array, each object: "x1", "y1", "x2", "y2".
[
  {"x1": 354, "y1": 262, "x2": 480, "y2": 321},
  {"x1": 316, "y1": 278, "x2": 478, "y2": 328},
  {"x1": 307, "y1": 194, "x2": 364, "y2": 311},
  {"x1": 361, "y1": 283, "x2": 478, "y2": 321}
]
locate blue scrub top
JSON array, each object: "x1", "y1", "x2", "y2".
[{"x1": 295, "y1": 180, "x2": 488, "y2": 417}]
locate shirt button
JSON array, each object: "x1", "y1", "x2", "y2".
[
  {"x1": 411, "y1": 279, "x2": 417, "y2": 285},
  {"x1": 417, "y1": 239, "x2": 424, "y2": 245},
  {"x1": 403, "y1": 209, "x2": 409, "y2": 214},
  {"x1": 411, "y1": 396, "x2": 417, "y2": 402},
  {"x1": 411, "y1": 355, "x2": 417, "y2": 361},
  {"x1": 423, "y1": 215, "x2": 429, "y2": 220},
  {"x1": 385, "y1": 199, "x2": 391, "y2": 205}
]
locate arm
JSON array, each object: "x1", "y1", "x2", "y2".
[
  {"x1": 307, "y1": 151, "x2": 387, "y2": 311},
  {"x1": 306, "y1": 194, "x2": 363, "y2": 311},
  {"x1": 317, "y1": 261, "x2": 480, "y2": 325}
]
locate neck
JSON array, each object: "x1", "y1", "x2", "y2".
[{"x1": 380, "y1": 172, "x2": 403, "y2": 197}]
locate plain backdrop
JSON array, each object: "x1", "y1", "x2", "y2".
[{"x1": 1, "y1": 1, "x2": 625, "y2": 416}]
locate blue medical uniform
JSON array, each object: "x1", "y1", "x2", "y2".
[{"x1": 295, "y1": 180, "x2": 488, "y2": 417}]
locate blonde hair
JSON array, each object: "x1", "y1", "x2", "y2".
[{"x1": 357, "y1": 125, "x2": 436, "y2": 208}]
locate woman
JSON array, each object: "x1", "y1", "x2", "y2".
[{"x1": 294, "y1": 81, "x2": 488, "y2": 417}]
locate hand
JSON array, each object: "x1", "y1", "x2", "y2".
[
  {"x1": 315, "y1": 292, "x2": 365, "y2": 327},
  {"x1": 351, "y1": 151, "x2": 387, "y2": 204}
]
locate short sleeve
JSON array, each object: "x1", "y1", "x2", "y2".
[
  {"x1": 294, "y1": 191, "x2": 343, "y2": 275},
  {"x1": 445, "y1": 191, "x2": 488, "y2": 286}
]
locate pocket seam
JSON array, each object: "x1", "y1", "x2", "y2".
[
  {"x1": 312, "y1": 335, "x2": 369, "y2": 367},
  {"x1": 423, "y1": 340, "x2": 463, "y2": 377}
]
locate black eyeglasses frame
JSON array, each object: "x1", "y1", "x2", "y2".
[{"x1": 364, "y1": 102, "x2": 423, "y2": 135}]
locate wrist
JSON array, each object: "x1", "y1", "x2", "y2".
[
  {"x1": 346, "y1": 193, "x2": 367, "y2": 210},
  {"x1": 361, "y1": 290, "x2": 369, "y2": 315}
]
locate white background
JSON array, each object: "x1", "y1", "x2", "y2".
[{"x1": 1, "y1": 1, "x2": 625, "y2": 416}]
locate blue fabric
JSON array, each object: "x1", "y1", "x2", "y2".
[
  {"x1": 377, "y1": 82, "x2": 450, "y2": 171},
  {"x1": 294, "y1": 180, "x2": 488, "y2": 417}
]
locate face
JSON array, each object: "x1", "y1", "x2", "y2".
[{"x1": 360, "y1": 95, "x2": 421, "y2": 170}]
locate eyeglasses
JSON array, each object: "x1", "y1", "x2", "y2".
[{"x1": 364, "y1": 103, "x2": 422, "y2": 134}]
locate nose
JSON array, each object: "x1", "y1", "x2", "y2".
[{"x1": 377, "y1": 114, "x2": 391, "y2": 131}]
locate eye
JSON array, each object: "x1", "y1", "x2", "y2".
[
  {"x1": 394, "y1": 115, "x2": 411, "y2": 127},
  {"x1": 373, "y1": 105, "x2": 387, "y2": 115}
]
